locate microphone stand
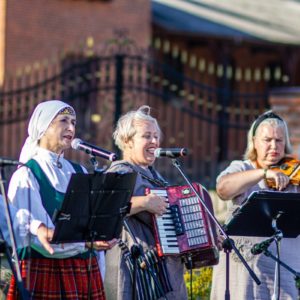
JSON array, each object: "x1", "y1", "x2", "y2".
[
  {"x1": 87, "y1": 155, "x2": 103, "y2": 300},
  {"x1": 87, "y1": 232, "x2": 97, "y2": 300},
  {"x1": 0, "y1": 166, "x2": 30, "y2": 299},
  {"x1": 251, "y1": 214, "x2": 284, "y2": 300},
  {"x1": 170, "y1": 158, "x2": 261, "y2": 300},
  {"x1": 263, "y1": 249, "x2": 300, "y2": 300},
  {"x1": 90, "y1": 155, "x2": 108, "y2": 174},
  {"x1": 271, "y1": 215, "x2": 283, "y2": 300}
]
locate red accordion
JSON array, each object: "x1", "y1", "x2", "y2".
[{"x1": 146, "y1": 183, "x2": 219, "y2": 268}]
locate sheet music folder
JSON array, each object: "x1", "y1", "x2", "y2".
[
  {"x1": 52, "y1": 172, "x2": 136, "y2": 243},
  {"x1": 224, "y1": 191, "x2": 300, "y2": 238}
]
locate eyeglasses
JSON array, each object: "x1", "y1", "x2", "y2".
[{"x1": 252, "y1": 111, "x2": 283, "y2": 136}]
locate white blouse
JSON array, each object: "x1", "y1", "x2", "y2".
[{"x1": 8, "y1": 147, "x2": 86, "y2": 259}]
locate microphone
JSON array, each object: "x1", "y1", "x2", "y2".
[
  {"x1": 154, "y1": 148, "x2": 188, "y2": 158},
  {"x1": 250, "y1": 237, "x2": 275, "y2": 255},
  {"x1": 0, "y1": 157, "x2": 22, "y2": 166},
  {"x1": 71, "y1": 138, "x2": 118, "y2": 162}
]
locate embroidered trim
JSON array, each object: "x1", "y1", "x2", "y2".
[
  {"x1": 58, "y1": 106, "x2": 75, "y2": 116},
  {"x1": 231, "y1": 237, "x2": 255, "y2": 263}
]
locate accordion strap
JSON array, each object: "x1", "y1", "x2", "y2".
[
  {"x1": 110, "y1": 162, "x2": 168, "y2": 187},
  {"x1": 108, "y1": 161, "x2": 167, "y2": 229}
]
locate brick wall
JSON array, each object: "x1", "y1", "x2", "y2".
[
  {"x1": 269, "y1": 88, "x2": 300, "y2": 158},
  {"x1": 0, "y1": 0, "x2": 6, "y2": 84},
  {"x1": 4, "y1": 0, "x2": 150, "y2": 75}
]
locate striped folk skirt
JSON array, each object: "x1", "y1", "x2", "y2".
[{"x1": 7, "y1": 256, "x2": 105, "y2": 299}]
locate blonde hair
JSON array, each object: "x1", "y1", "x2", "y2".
[
  {"x1": 244, "y1": 115, "x2": 292, "y2": 161},
  {"x1": 113, "y1": 105, "x2": 161, "y2": 151}
]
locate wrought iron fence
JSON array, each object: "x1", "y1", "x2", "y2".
[{"x1": 0, "y1": 37, "x2": 269, "y2": 188}]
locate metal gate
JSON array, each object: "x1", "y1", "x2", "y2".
[{"x1": 0, "y1": 38, "x2": 269, "y2": 188}]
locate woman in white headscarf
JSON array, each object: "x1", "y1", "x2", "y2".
[{"x1": 7, "y1": 100, "x2": 113, "y2": 299}]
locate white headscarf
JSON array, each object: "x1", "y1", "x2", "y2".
[{"x1": 19, "y1": 100, "x2": 75, "y2": 163}]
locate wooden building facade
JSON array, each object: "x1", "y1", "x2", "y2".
[{"x1": 2, "y1": 0, "x2": 300, "y2": 188}]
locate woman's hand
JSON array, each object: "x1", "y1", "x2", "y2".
[
  {"x1": 129, "y1": 194, "x2": 168, "y2": 215},
  {"x1": 85, "y1": 239, "x2": 118, "y2": 251},
  {"x1": 217, "y1": 233, "x2": 226, "y2": 251},
  {"x1": 265, "y1": 169, "x2": 290, "y2": 191},
  {"x1": 144, "y1": 193, "x2": 168, "y2": 216},
  {"x1": 36, "y1": 224, "x2": 54, "y2": 255}
]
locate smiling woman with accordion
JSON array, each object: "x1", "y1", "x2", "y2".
[
  {"x1": 104, "y1": 105, "x2": 219, "y2": 300},
  {"x1": 104, "y1": 105, "x2": 188, "y2": 300}
]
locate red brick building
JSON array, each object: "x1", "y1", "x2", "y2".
[
  {"x1": 1, "y1": 0, "x2": 151, "y2": 79},
  {"x1": 2, "y1": 0, "x2": 300, "y2": 185}
]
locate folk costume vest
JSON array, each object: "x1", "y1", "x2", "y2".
[
  {"x1": 19, "y1": 159, "x2": 84, "y2": 259},
  {"x1": 26, "y1": 159, "x2": 83, "y2": 218}
]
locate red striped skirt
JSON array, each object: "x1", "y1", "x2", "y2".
[{"x1": 7, "y1": 256, "x2": 105, "y2": 299}]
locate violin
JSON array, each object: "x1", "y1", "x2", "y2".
[{"x1": 266, "y1": 157, "x2": 300, "y2": 188}]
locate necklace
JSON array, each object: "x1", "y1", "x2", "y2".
[
  {"x1": 53, "y1": 152, "x2": 63, "y2": 169},
  {"x1": 53, "y1": 160, "x2": 62, "y2": 169}
]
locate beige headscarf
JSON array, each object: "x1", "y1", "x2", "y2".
[{"x1": 19, "y1": 100, "x2": 75, "y2": 163}]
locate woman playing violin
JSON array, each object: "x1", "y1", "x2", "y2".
[{"x1": 210, "y1": 111, "x2": 300, "y2": 300}]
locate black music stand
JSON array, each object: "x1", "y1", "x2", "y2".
[
  {"x1": 52, "y1": 172, "x2": 137, "y2": 243},
  {"x1": 51, "y1": 172, "x2": 136, "y2": 300},
  {"x1": 170, "y1": 158, "x2": 260, "y2": 300},
  {"x1": 224, "y1": 190, "x2": 300, "y2": 238},
  {"x1": 224, "y1": 190, "x2": 300, "y2": 300}
]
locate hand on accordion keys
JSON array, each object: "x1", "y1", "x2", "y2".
[{"x1": 144, "y1": 193, "x2": 168, "y2": 216}]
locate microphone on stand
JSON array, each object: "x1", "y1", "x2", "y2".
[
  {"x1": 71, "y1": 138, "x2": 118, "y2": 162},
  {"x1": 154, "y1": 148, "x2": 188, "y2": 159},
  {"x1": 0, "y1": 158, "x2": 22, "y2": 167},
  {"x1": 250, "y1": 237, "x2": 275, "y2": 255}
]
